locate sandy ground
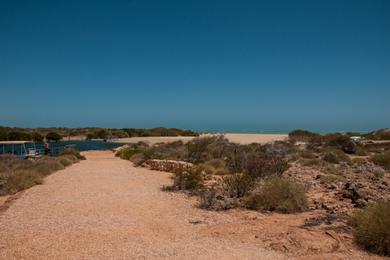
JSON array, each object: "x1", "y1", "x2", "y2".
[
  {"x1": 0, "y1": 151, "x2": 382, "y2": 260},
  {"x1": 0, "y1": 151, "x2": 284, "y2": 260},
  {"x1": 112, "y1": 133, "x2": 288, "y2": 145}
]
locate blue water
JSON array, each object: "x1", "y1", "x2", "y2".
[
  {"x1": 41, "y1": 141, "x2": 123, "y2": 152},
  {"x1": 0, "y1": 141, "x2": 124, "y2": 156}
]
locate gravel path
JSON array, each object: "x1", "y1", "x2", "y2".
[{"x1": 0, "y1": 151, "x2": 284, "y2": 260}]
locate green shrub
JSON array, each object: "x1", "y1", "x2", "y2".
[
  {"x1": 112, "y1": 130, "x2": 129, "y2": 138},
  {"x1": 288, "y1": 129, "x2": 317, "y2": 142},
  {"x1": 325, "y1": 134, "x2": 357, "y2": 154},
  {"x1": 349, "y1": 200, "x2": 390, "y2": 256},
  {"x1": 129, "y1": 153, "x2": 146, "y2": 166},
  {"x1": 322, "y1": 149, "x2": 351, "y2": 164},
  {"x1": 46, "y1": 132, "x2": 62, "y2": 142},
  {"x1": 116, "y1": 147, "x2": 140, "y2": 160},
  {"x1": 171, "y1": 169, "x2": 204, "y2": 191},
  {"x1": 371, "y1": 151, "x2": 390, "y2": 170},
  {"x1": 32, "y1": 132, "x2": 44, "y2": 142},
  {"x1": 7, "y1": 131, "x2": 31, "y2": 141},
  {"x1": 244, "y1": 176, "x2": 308, "y2": 213}
]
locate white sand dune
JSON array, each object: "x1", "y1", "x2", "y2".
[{"x1": 112, "y1": 133, "x2": 288, "y2": 145}]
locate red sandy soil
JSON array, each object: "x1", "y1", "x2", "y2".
[{"x1": 0, "y1": 151, "x2": 385, "y2": 259}]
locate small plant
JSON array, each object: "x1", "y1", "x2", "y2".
[
  {"x1": 46, "y1": 132, "x2": 62, "y2": 142},
  {"x1": 223, "y1": 173, "x2": 254, "y2": 198},
  {"x1": 116, "y1": 147, "x2": 140, "y2": 160},
  {"x1": 0, "y1": 154, "x2": 79, "y2": 195},
  {"x1": 244, "y1": 153, "x2": 289, "y2": 179},
  {"x1": 288, "y1": 129, "x2": 317, "y2": 142},
  {"x1": 244, "y1": 176, "x2": 308, "y2": 213},
  {"x1": 349, "y1": 200, "x2": 390, "y2": 256},
  {"x1": 60, "y1": 147, "x2": 85, "y2": 160},
  {"x1": 171, "y1": 169, "x2": 204, "y2": 191},
  {"x1": 371, "y1": 151, "x2": 390, "y2": 170},
  {"x1": 322, "y1": 149, "x2": 351, "y2": 164},
  {"x1": 197, "y1": 159, "x2": 227, "y2": 175}
]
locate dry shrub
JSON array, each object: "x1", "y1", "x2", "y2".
[
  {"x1": 301, "y1": 158, "x2": 324, "y2": 167},
  {"x1": 322, "y1": 149, "x2": 351, "y2": 164},
  {"x1": 223, "y1": 173, "x2": 254, "y2": 198},
  {"x1": 199, "y1": 187, "x2": 219, "y2": 209},
  {"x1": 2, "y1": 170, "x2": 43, "y2": 194},
  {"x1": 197, "y1": 159, "x2": 227, "y2": 175},
  {"x1": 349, "y1": 200, "x2": 390, "y2": 256},
  {"x1": 288, "y1": 129, "x2": 317, "y2": 142},
  {"x1": 129, "y1": 153, "x2": 145, "y2": 166},
  {"x1": 116, "y1": 147, "x2": 141, "y2": 160},
  {"x1": 33, "y1": 157, "x2": 65, "y2": 176},
  {"x1": 244, "y1": 153, "x2": 289, "y2": 179},
  {"x1": 299, "y1": 150, "x2": 316, "y2": 159},
  {"x1": 58, "y1": 157, "x2": 73, "y2": 167},
  {"x1": 371, "y1": 151, "x2": 390, "y2": 170},
  {"x1": 0, "y1": 154, "x2": 78, "y2": 195},
  {"x1": 165, "y1": 168, "x2": 204, "y2": 191},
  {"x1": 60, "y1": 147, "x2": 85, "y2": 160},
  {"x1": 244, "y1": 176, "x2": 308, "y2": 213}
]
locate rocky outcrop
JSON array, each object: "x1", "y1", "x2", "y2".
[{"x1": 143, "y1": 159, "x2": 193, "y2": 173}]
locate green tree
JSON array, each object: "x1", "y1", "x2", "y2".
[
  {"x1": 46, "y1": 132, "x2": 62, "y2": 142},
  {"x1": 32, "y1": 132, "x2": 44, "y2": 142}
]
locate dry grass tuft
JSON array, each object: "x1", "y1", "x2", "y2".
[
  {"x1": 349, "y1": 200, "x2": 390, "y2": 256},
  {"x1": 244, "y1": 176, "x2": 308, "y2": 213}
]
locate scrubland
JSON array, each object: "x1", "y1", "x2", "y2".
[{"x1": 117, "y1": 130, "x2": 390, "y2": 256}]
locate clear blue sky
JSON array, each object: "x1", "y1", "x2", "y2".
[{"x1": 1, "y1": 0, "x2": 389, "y2": 132}]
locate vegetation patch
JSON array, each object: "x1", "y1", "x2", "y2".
[
  {"x1": 349, "y1": 200, "x2": 390, "y2": 256},
  {"x1": 0, "y1": 153, "x2": 81, "y2": 195},
  {"x1": 60, "y1": 147, "x2": 86, "y2": 160},
  {"x1": 244, "y1": 176, "x2": 308, "y2": 213},
  {"x1": 164, "y1": 168, "x2": 204, "y2": 192},
  {"x1": 371, "y1": 151, "x2": 390, "y2": 170}
]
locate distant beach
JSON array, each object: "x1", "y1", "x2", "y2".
[{"x1": 112, "y1": 133, "x2": 288, "y2": 145}]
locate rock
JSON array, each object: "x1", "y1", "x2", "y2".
[
  {"x1": 342, "y1": 182, "x2": 369, "y2": 207},
  {"x1": 359, "y1": 162, "x2": 385, "y2": 178}
]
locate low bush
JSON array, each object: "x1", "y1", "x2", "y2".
[
  {"x1": 197, "y1": 159, "x2": 227, "y2": 175},
  {"x1": 325, "y1": 134, "x2": 357, "y2": 154},
  {"x1": 58, "y1": 156, "x2": 73, "y2": 167},
  {"x1": 129, "y1": 153, "x2": 146, "y2": 166},
  {"x1": 60, "y1": 147, "x2": 86, "y2": 160},
  {"x1": 301, "y1": 158, "x2": 324, "y2": 167},
  {"x1": 349, "y1": 200, "x2": 390, "y2": 256},
  {"x1": 322, "y1": 149, "x2": 351, "y2": 164},
  {"x1": 171, "y1": 169, "x2": 204, "y2": 191},
  {"x1": 223, "y1": 173, "x2": 254, "y2": 198},
  {"x1": 116, "y1": 147, "x2": 141, "y2": 160},
  {"x1": 244, "y1": 153, "x2": 289, "y2": 179},
  {"x1": 298, "y1": 150, "x2": 317, "y2": 159},
  {"x1": 0, "y1": 154, "x2": 79, "y2": 195},
  {"x1": 46, "y1": 132, "x2": 62, "y2": 142},
  {"x1": 3, "y1": 170, "x2": 44, "y2": 194},
  {"x1": 288, "y1": 129, "x2": 317, "y2": 142},
  {"x1": 371, "y1": 151, "x2": 390, "y2": 170},
  {"x1": 244, "y1": 177, "x2": 308, "y2": 213}
]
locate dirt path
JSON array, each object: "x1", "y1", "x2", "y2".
[{"x1": 0, "y1": 151, "x2": 284, "y2": 260}]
